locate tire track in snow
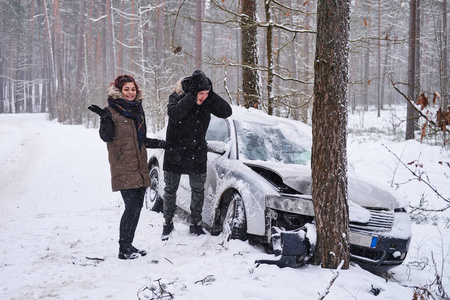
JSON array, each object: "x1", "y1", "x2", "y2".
[{"x1": 0, "y1": 114, "x2": 49, "y2": 219}]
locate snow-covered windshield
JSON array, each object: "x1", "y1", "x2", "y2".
[{"x1": 235, "y1": 120, "x2": 311, "y2": 165}]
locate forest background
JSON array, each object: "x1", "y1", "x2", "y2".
[{"x1": 1, "y1": 0, "x2": 448, "y2": 140}]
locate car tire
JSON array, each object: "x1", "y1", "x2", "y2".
[
  {"x1": 222, "y1": 192, "x2": 247, "y2": 241},
  {"x1": 145, "y1": 165, "x2": 163, "y2": 212}
]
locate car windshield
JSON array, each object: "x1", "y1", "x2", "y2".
[{"x1": 235, "y1": 120, "x2": 311, "y2": 165}]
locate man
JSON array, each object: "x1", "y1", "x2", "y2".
[{"x1": 161, "y1": 70, "x2": 232, "y2": 240}]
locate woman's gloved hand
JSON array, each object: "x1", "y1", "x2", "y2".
[{"x1": 88, "y1": 105, "x2": 109, "y2": 119}]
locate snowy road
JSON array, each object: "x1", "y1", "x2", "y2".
[
  {"x1": 0, "y1": 114, "x2": 111, "y2": 218},
  {"x1": 0, "y1": 114, "x2": 48, "y2": 216}
]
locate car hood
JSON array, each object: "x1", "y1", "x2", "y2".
[{"x1": 243, "y1": 160, "x2": 404, "y2": 211}]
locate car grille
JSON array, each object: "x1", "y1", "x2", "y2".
[{"x1": 350, "y1": 208, "x2": 394, "y2": 232}]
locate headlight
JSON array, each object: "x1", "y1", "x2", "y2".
[{"x1": 266, "y1": 195, "x2": 315, "y2": 216}]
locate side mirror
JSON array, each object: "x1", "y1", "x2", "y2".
[{"x1": 207, "y1": 141, "x2": 227, "y2": 155}]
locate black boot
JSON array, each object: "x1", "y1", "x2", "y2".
[
  {"x1": 119, "y1": 244, "x2": 139, "y2": 260},
  {"x1": 161, "y1": 222, "x2": 174, "y2": 241},
  {"x1": 131, "y1": 245, "x2": 147, "y2": 256},
  {"x1": 189, "y1": 222, "x2": 206, "y2": 236}
]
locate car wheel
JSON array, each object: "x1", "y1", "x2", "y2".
[
  {"x1": 145, "y1": 165, "x2": 163, "y2": 212},
  {"x1": 222, "y1": 192, "x2": 247, "y2": 241}
]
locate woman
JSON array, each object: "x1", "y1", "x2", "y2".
[{"x1": 88, "y1": 75, "x2": 165, "y2": 260}]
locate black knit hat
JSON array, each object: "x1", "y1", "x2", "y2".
[{"x1": 191, "y1": 70, "x2": 211, "y2": 92}]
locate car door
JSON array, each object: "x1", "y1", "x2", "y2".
[{"x1": 201, "y1": 116, "x2": 232, "y2": 226}]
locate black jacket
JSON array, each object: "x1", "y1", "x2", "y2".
[{"x1": 163, "y1": 79, "x2": 232, "y2": 174}]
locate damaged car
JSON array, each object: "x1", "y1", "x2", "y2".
[{"x1": 146, "y1": 106, "x2": 411, "y2": 273}]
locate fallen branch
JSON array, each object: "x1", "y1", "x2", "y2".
[
  {"x1": 194, "y1": 275, "x2": 215, "y2": 285},
  {"x1": 432, "y1": 252, "x2": 449, "y2": 299},
  {"x1": 318, "y1": 260, "x2": 344, "y2": 300},
  {"x1": 85, "y1": 257, "x2": 105, "y2": 261},
  {"x1": 137, "y1": 279, "x2": 174, "y2": 300}
]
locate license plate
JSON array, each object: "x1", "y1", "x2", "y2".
[{"x1": 349, "y1": 232, "x2": 378, "y2": 248}]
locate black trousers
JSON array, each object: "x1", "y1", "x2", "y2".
[{"x1": 119, "y1": 187, "x2": 146, "y2": 249}]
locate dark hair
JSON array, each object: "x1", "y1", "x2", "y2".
[{"x1": 112, "y1": 75, "x2": 140, "y2": 93}]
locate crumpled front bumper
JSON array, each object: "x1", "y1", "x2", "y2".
[
  {"x1": 256, "y1": 224, "x2": 410, "y2": 273},
  {"x1": 349, "y1": 233, "x2": 411, "y2": 273}
]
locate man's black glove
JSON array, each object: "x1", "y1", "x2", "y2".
[{"x1": 88, "y1": 104, "x2": 109, "y2": 119}]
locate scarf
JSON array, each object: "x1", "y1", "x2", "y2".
[{"x1": 108, "y1": 94, "x2": 146, "y2": 149}]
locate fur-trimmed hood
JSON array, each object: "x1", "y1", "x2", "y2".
[
  {"x1": 173, "y1": 77, "x2": 188, "y2": 96},
  {"x1": 173, "y1": 70, "x2": 211, "y2": 96},
  {"x1": 107, "y1": 85, "x2": 144, "y2": 101}
]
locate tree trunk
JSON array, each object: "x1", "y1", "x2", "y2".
[
  {"x1": 52, "y1": 0, "x2": 66, "y2": 123},
  {"x1": 107, "y1": 0, "x2": 116, "y2": 77},
  {"x1": 377, "y1": 0, "x2": 381, "y2": 117},
  {"x1": 406, "y1": 0, "x2": 417, "y2": 140},
  {"x1": 312, "y1": 0, "x2": 350, "y2": 270},
  {"x1": 27, "y1": 0, "x2": 36, "y2": 113},
  {"x1": 75, "y1": 0, "x2": 86, "y2": 124},
  {"x1": 0, "y1": 35, "x2": 4, "y2": 113},
  {"x1": 195, "y1": 0, "x2": 203, "y2": 69},
  {"x1": 363, "y1": 49, "x2": 369, "y2": 111},
  {"x1": 380, "y1": 26, "x2": 392, "y2": 109},
  {"x1": 240, "y1": 0, "x2": 260, "y2": 109},
  {"x1": 265, "y1": 0, "x2": 274, "y2": 115},
  {"x1": 414, "y1": 0, "x2": 421, "y2": 131},
  {"x1": 442, "y1": 0, "x2": 448, "y2": 144},
  {"x1": 442, "y1": 0, "x2": 449, "y2": 110},
  {"x1": 118, "y1": 0, "x2": 124, "y2": 74},
  {"x1": 155, "y1": 0, "x2": 166, "y2": 89}
]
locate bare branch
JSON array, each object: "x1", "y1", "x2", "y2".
[
  {"x1": 389, "y1": 77, "x2": 439, "y2": 128},
  {"x1": 209, "y1": 0, "x2": 315, "y2": 34},
  {"x1": 382, "y1": 144, "x2": 450, "y2": 207},
  {"x1": 271, "y1": 0, "x2": 315, "y2": 15}
]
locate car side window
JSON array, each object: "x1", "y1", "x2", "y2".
[{"x1": 206, "y1": 116, "x2": 230, "y2": 142}]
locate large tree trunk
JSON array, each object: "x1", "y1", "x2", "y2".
[
  {"x1": 240, "y1": 0, "x2": 260, "y2": 109},
  {"x1": 312, "y1": 0, "x2": 350, "y2": 270}
]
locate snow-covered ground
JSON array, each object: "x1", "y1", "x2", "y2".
[{"x1": 0, "y1": 108, "x2": 448, "y2": 300}]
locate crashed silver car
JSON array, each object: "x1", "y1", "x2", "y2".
[{"x1": 146, "y1": 106, "x2": 411, "y2": 272}]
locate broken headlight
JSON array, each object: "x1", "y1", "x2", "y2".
[{"x1": 266, "y1": 195, "x2": 315, "y2": 216}]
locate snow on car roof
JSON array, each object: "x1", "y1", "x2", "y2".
[{"x1": 230, "y1": 106, "x2": 312, "y2": 133}]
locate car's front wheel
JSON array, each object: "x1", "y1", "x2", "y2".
[
  {"x1": 222, "y1": 191, "x2": 247, "y2": 241},
  {"x1": 145, "y1": 165, "x2": 163, "y2": 212}
]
